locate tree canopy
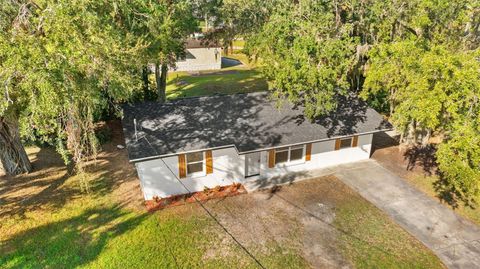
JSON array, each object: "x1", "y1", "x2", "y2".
[
  {"x1": 0, "y1": 0, "x2": 196, "y2": 189},
  {"x1": 242, "y1": 0, "x2": 480, "y2": 204}
]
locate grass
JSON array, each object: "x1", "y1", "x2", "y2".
[
  {"x1": 166, "y1": 52, "x2": 267, "y2": 100},
  {"x1": 0, "y1": 125, "x2": 445, "y2": 268},
  {"x1": 0, "y1": 142, "x2": 306, "y2": 269},
  {"x1": 405, "y1": 174, "x2": 480, "y2": 226},
  {"x1": 232, "y1": 39, "x2": 245, "y2": 48},
  {"x1": 334, "y1": 197, "x2": 444, "y2": 268}
]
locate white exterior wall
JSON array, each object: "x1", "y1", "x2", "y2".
[
  {"x1": 258, "y1": 134, "x2": 373, "y2": 179},
  {"x1": 135, "y1": 134, "x2": 373, "y2": 200},
  {"x1": 136, "y1": 147, "x2": 243, "y2": 200},
  {"x1": 174, "y1": 47, "x2": 221, "y2": 72}
]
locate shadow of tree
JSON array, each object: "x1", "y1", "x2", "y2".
[
  {"x1": 0, "y1": 204, "x2": 147, "y2": 268},
  {"x1": 167, "y1": 69, "x2": 268, "y2": 99},
  {"x1": 0, "y1": 120, "x2": 142, "y2": 219},
  {"x1": 0, "y1": 147, "x2": 76, "y2": 219},
  {"x1": 221, "y1": 57, "x2": 243, "y2": 68},
  {"x1": 123, "y1": 92, "x2": 390, "y2": 161},
  {"x1": 403, "y1": 144, "x2": 437, "y2": 176}
]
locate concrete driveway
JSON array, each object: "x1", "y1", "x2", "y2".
[{"x1": 335, "y1": 160, "x2": 480, "y2": 269}]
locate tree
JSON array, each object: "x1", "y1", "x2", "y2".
[
  {"x1": 245, "y1": 0, "x2": 356, "y2": 118},
  {"x1": 202, "y1": 0, "x2": 274, "y2": 55},
  {"x1": 436, "y1": 120, "x2": 480, "y2": 206},
  {"x1": 191, "y1": 0, "x2": 222, "y2": 31},
  {"x1": 131, "y1": 0, "x2": 197, "y2": 103},
  {"x1": 362, "y1": 43, "x2": 480, "y2": 144},
  {"x1": 0, "y1": 1, "x2": 145, "y2": 180},
  {"x1": 239, "y1": 0, "x2": 480, "y2": 203}
]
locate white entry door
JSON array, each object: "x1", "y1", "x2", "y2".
[{"x1": 245, "y1": 152, "x2": 261, "y2": 177}]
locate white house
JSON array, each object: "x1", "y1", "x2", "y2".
[
  {"x1": 122, "y1": 92, "x2": 391, "y2": 201},
  {"x1": 173, "y1": 38, "x2": 222, "y2": 72}
]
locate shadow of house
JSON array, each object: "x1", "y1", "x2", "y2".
[{"x1": 0, "y1": 204, "x2": 147, "y2": 268}]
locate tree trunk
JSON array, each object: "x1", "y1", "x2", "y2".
[
  {"x1": 421, "y1": 128, "x2": 431, "y2": 147},
  {"x1": 0, "y1": 117, "x2": 32, "y2": 175},
  {"x1": 142, "y1": 65, "x2": 149, "y2": 99},
  {"x1": 155, "y1": 63, "x2": 167, "y2": 103},
  {"x1": 406, "y1": 120, "x2": 417, "y2": 146},
  {"x1": 204, "y1": 14, "x2": 208, "y2": 31}
]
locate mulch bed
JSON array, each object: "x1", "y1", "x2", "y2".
[{"x1": 145, "y1": 183, "x2": 247, "y2": 212}]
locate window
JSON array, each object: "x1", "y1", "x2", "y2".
[
  {"x1": 290, "y1": 145, "x2": 304, "y2": 161},
  {"x1": 186, "y1": 152, "x2": 204, "y2": 175},
  {"x1": 275, "y1": 147, "x2": 289, "y2": 164},
  {"x1": 274, "y1": 145, "x2": 305, "y2": 165},
  {"x1": 339, "y1": 138, "x2": 353, "y2": 149}
]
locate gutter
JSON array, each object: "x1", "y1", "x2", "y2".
[{"x1": 127, "y1": 128, "x2": 393, "y2": 163}]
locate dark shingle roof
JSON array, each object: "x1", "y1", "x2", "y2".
[
  {"x1": 122, "y1": 92, "x2": 391, "y2": 161},
  {"x1": 185, "y1": 38, "x2": 220, "y2": 49}
]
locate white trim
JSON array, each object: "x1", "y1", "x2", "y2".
[
  {"x1": 274, "y1": 145, "x2": 306, "y2": 167},
  {"x1": 128, "y1": 129, "x2": 391, "y2": 163},
  {"x1": 185, "y1": 151, "x2": 207, "y2": 178}
]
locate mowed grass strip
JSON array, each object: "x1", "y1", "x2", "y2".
[
  {"x1": 166, "y1": 69, "x2": 267, "y2": 99},
  {"x1": 334, "y1": 197, "x2": 445, "y2": 269},
  {"x1": 166, "y1": 52, "x2": 267, "y2": 100}
]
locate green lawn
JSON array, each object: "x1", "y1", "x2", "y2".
[
  {"x1": 167, "y1": 69, "x2": 267, "y2": 99},
  {"x1": 166, "y1": 52, "x2": 267, "y2": 100},
  {"x1": 0, "y1": 144, "x2": 445, "y2": 268},
  {"x1": 0, "y1": 146, "x2": 306, "y2": 269},
  {"x1": 335, "y1": 196, "x2": 443, "y2": 268},
  {"x1": 232, "y1": 39, "x2": 245, "y2": 48}
]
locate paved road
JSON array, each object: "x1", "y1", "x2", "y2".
[{"x1": 335, "y1": 160, "x2": 480, "y2": 269}]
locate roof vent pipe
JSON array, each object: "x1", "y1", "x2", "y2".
[{"x1": 134, "y1": 118, "x2": 138, "y2": 141}]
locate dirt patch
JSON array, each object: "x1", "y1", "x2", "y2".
[
  {"x1": 371, "y1": 132, "x2": 437, "y2": 178},
  {"x1": 0, "y1": 120, "x2": 144, "y2": 219},
  {"x1": 203, "y1": 176, "x2": 353, "y2": 268}
]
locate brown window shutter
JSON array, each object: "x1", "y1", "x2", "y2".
[
  {"x1": 178, "y1": 154, "x2": 186, "y2": 178},
  {"x1": 352, "y1": 136, "x2": 359, "y2": 147},
  {"x1": 305, "y1": 143, "x2": 312, "y2": 161},
  {"x1": 206, "y1": 150, "x2": 213, "y2": 174},
  {"x1": 268, "y1": 149, "x2": 275, "y2": 168},
  {"x1": 335, "y1": 139, "x2": 341, "y2": 150}
]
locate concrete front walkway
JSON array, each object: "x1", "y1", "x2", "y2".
[{"x1": 243, "y1": 160, "x2": 480, "y2": 268}]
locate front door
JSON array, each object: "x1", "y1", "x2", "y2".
[{"x1": 245, "y1": 152, "x2": 261, "y2": 177}]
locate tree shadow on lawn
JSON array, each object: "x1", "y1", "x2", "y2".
[
  {"x1": 401, "y1": 144, "x2": 471, "y2": 209},
  {"x1": 371, "y1": 133, "x2": 474, "y2": 210},
  {"x1": 0, "y1": 120, "x2": 142, "y2": 219},
  {"x1": 0, "y1": 204, "x2": 148, "y2": 269},
  {"x1": 166, "y1": 69, "x2": 267, "y2": 99}
]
